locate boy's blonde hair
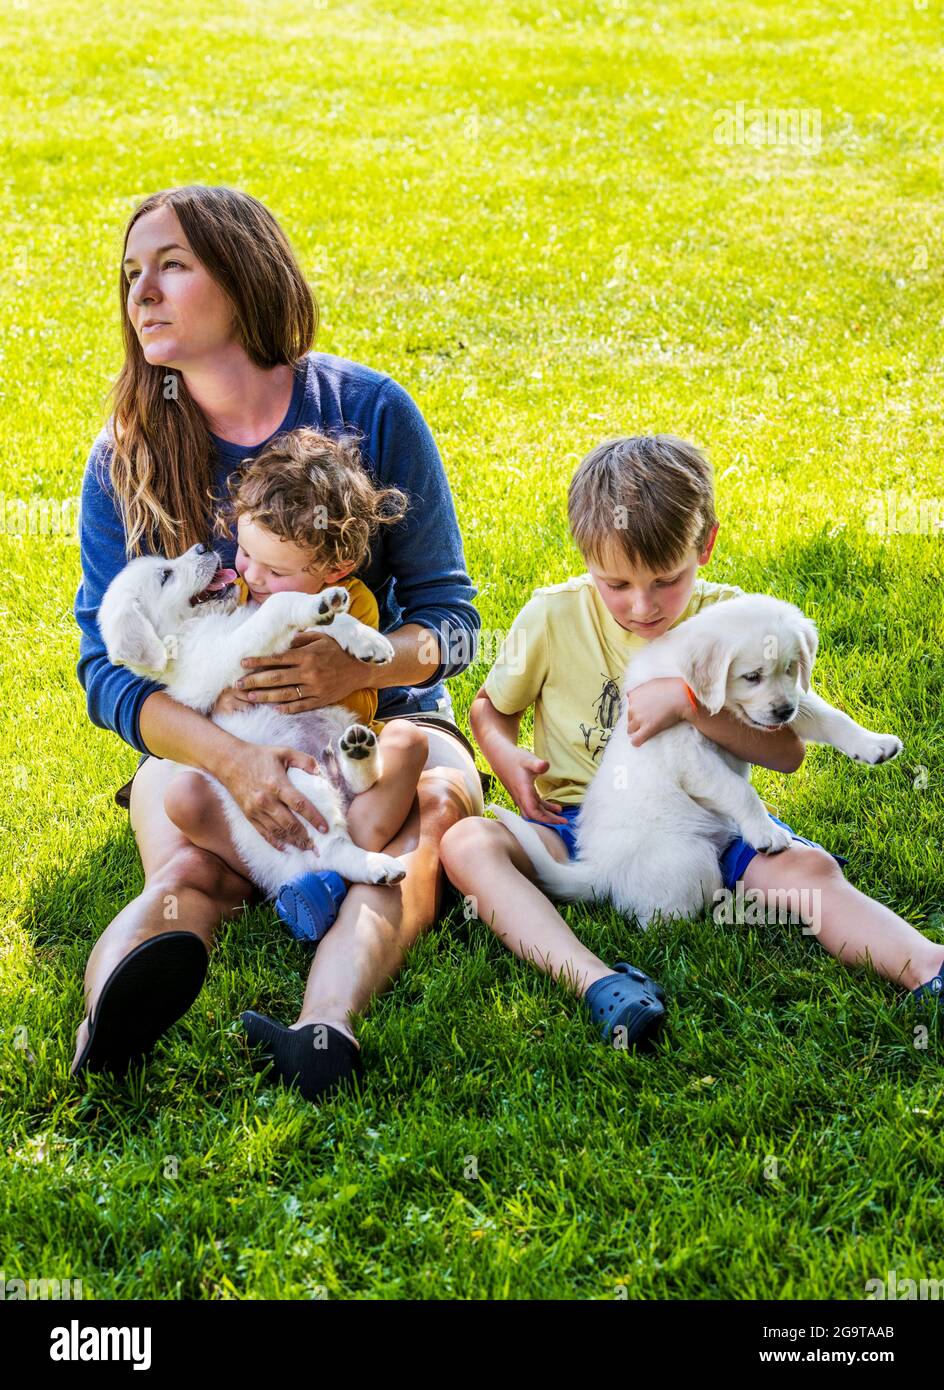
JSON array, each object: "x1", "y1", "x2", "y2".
[
  {"x1": 213, "y1": 427, "x2": 409, "y2": 575},
  {"x1": 567, "y1": 434, "x2": 717, "y2": 573}
]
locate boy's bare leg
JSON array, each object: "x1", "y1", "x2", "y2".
[
  {"x1": 439, "y1": 817, "x2": 616, "y2": 995},
  {"x1": 167, "y1": 730, "x2": 486, "y2": 1061},
  {"x1": 741, "y1": 845, "x2": 944, "y2": 990}
]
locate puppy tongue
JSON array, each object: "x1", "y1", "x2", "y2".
[{"x1": 206, "y1": 567, "x2": 238, "y2": 592}]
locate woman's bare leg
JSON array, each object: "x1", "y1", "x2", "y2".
[
  {"x1": 164, "y1": 770, "x2": 260, "y2": 879},
  {"x1": 71, "y1": 756, "x2": 260, "y2": 1074},
  {"x1": 290, "y1": 727, "x2": 486, "y2": 1045}
]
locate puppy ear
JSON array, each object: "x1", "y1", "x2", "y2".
[
  {"x1": 100, "y1": 599, "x2": 168, "y2": 675},
  {"x1": 683, "y1": 636, "x2": 732, "y2": 716},
  {"x1": 795, "y1": 617, "x2": 818, "y2": 693}
]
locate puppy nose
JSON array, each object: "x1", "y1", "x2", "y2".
[{"x1": 772, "y1": 703, "x2": 795, "y2": 722}]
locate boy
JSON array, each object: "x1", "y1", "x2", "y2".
[{"x1": 439, "y1": 435, "x2": 944, "y2": 1047}]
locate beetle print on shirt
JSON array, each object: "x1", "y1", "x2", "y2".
[{"x1": 579, "y1": 674, "x2": 624, "y2": 762}]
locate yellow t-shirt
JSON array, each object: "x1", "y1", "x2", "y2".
[
  {"x1": 336, "y1": 577, "x2": 385, "y2": 735},
  {"x1": 239, "y1": 574, "x2": 383, "y2": 734},
  {"x1": 483, "y1": 573, "x2": 757, "y2": 806}
]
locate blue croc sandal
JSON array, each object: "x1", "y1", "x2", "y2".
[
  {"x1": 912, "y1": 959, "x2": 944, "y2": 1008},
  {"x1": 584, "y1": 962, "x2": 667, "y2": 1050},
  {"x1": 275, "y1": 871, "x2": 348, "y2": 943}
]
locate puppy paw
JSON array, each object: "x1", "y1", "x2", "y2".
[
  {"x1": 752, "y1": 823, "x2": 794, "y2": 854},
  {"x1": 849, "y1": 732, "x2": 904, "y2": 765},
  {"x1": 365, "y1": 853, "x2": 407, "y2": 885},
  {"x1": 340, "y1": 724, "x2": 377, "y2": 761},
  {"x1": 346, "y1": 628, "x2": 395, "y2": 665},
  {"x1": 311, "y1": 586, "x2": 351, "y2": 624}
]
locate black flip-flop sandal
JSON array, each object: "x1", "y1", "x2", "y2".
[
  {"x1": 241, "y1": 1010, "x2": 363, "y2": 1103},
  {"x1": 71, "y1": 931, "x2": 209, "y2": 1078}
]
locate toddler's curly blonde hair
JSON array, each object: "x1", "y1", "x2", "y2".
[{"x1": 213, "y1": 426, "x2": 410, "y2": 575}]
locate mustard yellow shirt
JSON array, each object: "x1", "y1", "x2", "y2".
[
  {"x1": 336, "y1": 577, "x2": 385, "y2": 735},
  {"x1": 483, "y1": 573, "x2": 749, "y2": 806},
  {"x1": 237, "y1": 573, "x2": 384, "y2": 734}
]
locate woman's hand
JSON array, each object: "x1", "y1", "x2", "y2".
[
  {"x1": 500, "y1": 746, "x2": 570, "y2": 826},
  {"x1": 626, "y1": 677, "x2": 695, "y2": 746},
  {"x1": 215, "y1": 742, "x2": 330, "y2": 851},
  {"x1": 234, "y1": 630, "x2": 366, "y2": 713}
]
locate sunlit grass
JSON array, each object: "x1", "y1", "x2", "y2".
[{"x1": 1, "y1": 0, "x2": 942, "y2": 1300}]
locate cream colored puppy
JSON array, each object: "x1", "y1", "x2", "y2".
[
  {"x1": 488, "y1": 594, "x2": 902, "y2": 927},
  {"x1": 98, "y1": 542, "x2": 408, "y2": 898}
]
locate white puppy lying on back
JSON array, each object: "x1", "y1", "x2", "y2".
[
  {"x1": 488, "y1": 594, "x2": 902, "y2": 928},
  {"x1": 98, "y1": 542, "x2": 408, "y2": 899}
]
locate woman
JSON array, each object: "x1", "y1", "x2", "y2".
[{"x1": 72, "y1": 184, "x2": 486, "y2": 1102}]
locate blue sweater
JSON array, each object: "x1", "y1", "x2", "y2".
[{"x1": 74, "y1": 352, "x2": 481, "y2": 755}]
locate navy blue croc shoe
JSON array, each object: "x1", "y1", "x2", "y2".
[
  {"x1": 912, "y1": 960, "x2": 944, "y2": 1008},
  {"x1": 584, "y1": 962, "x2": 667, "y2": 1050},
  {"x1": 275, "y1": 871, "x2": 348, "y2": 943}
]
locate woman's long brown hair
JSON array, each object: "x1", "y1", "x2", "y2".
[{"x1": 106, "y1": 185, "x2": 317, "y2": 557}]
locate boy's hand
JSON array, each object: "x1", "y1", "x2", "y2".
[
  {"x1": 626, "y1": 677, "x2": 694, "y2": 746},
  {"x1": 503, "y1": 747, "x2": 570, "y2": 826}
]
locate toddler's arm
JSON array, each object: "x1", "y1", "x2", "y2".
[{"x1": 470, "y1": 688, "x2": 570, "y2": 825}]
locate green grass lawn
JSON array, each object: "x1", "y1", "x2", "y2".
[{"x1": 2, "y1": 0, "x2": 943, "y2": 1300}]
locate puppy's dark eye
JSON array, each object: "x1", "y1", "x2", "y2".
[
  {"x1": 159, "y1": 568, "x2": 172, "y2": 587},
  {"x1": 742, "y1": 671, "x2": 762, "y2": 684}
]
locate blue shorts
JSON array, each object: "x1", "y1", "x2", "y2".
[
  {"x1": 522, "y1": 803, "x2": 583, "y2": 857},
  {"x1": 523, "y1": 806, "x2": 849, "y2": 892}
]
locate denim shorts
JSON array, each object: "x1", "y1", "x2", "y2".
[
  {"x1": 522, "y1": 803, "x2": 583, "y2": 856},
  {"x1": 522, "y1": 805, "x2": 848, "y2": 891}
]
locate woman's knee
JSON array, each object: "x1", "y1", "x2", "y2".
[
  {"x1": 148, "y1": 844, "x2": 255, "y2": 914},
  {"x1": 163, "y1": 770, "x2": 218, "y2": 834},
  {"x1": 380, "y1": 719, "x2": 429, "y2": 765},
  {"x1": 163, "y1": 770, "x2": 218, "y2": 833},
  {"x1": 416, "y1": 768, "x2": 482, "y2": 835}
]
